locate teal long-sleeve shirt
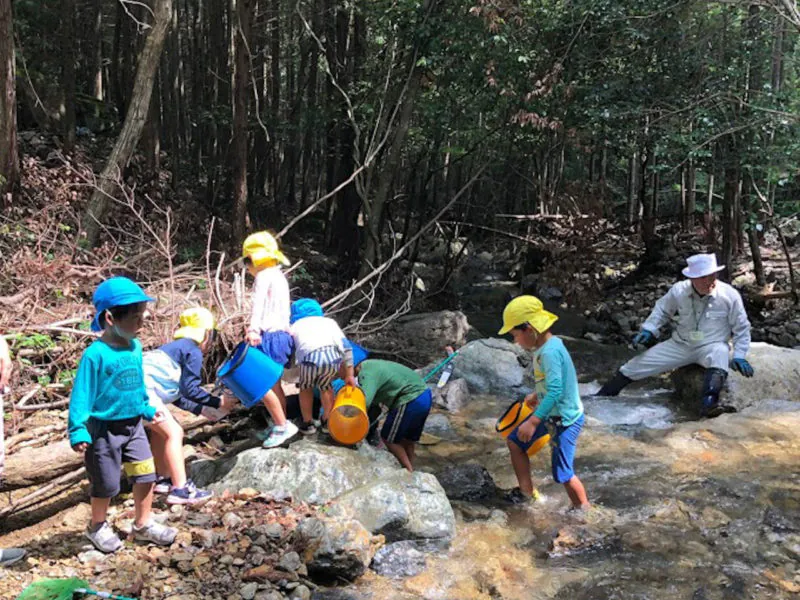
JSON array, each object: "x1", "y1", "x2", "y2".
[
  {"x1": 532, "y1": 336, "x2": 583, "y2": 426},
  {"x1": 68, "y1": 338, "x2": 156, "y2": 447}
]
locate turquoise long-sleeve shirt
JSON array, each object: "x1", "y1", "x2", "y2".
[
  {"x1": 532, "y1": 336, "x2": 583, "y2": 426},
  {"x1": 68, "y1": 338, "x2": 156, "y2": 446}
]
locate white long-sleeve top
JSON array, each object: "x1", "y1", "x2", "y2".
[
  {"x1": 248, "y1": 266, "x2": 291, "y2": 334},
  {"x1": 641, "y1": 279, "x2": 751, "y2": 359},
  {"x1": 291, "y1": 316, "x2": 351, "y2": 365}
]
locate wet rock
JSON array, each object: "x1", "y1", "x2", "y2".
[
  {"x1": 295, "y1": 517, "x2": 378, "y2": 582},
  {"x1": 549, "y1": 525, "x2": 615, "y2": 556},
  {"x1": 332, "y1": 471, "x2": 455, "y2": 542},
  {"x1": 454, "y1": 502, "x2": 492, "y2": 522},
  {"x1": 423, "y1": 413, "x2": 452, "y2": 436},
  {"x1": 370, "y1": 540, "x2": 431, "y2": 578},
  {"x1": 435, "y1": 464, "x2": 497, "y2": 501},
  {"x1": 196, "y1": 439, "x2": 399, "y2": 503},
  {"x1": 432, "y1": 378, "x2": 470, "y2": 412},
  {"x1": 670, "y1": 343, "x2": 800, "y2": 414},
  {"x1": 451, "y1": 338, "x2": 534, "y2": 397}
]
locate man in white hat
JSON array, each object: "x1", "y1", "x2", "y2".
[{"x1": 597, "y1": 253, "x2": 754, "y2": 417}]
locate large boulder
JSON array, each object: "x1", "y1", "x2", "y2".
[
  {"x1": 331, "y1": 471, "x2": 455, "y2": 542},
  {"x1": 432, "y1": 378, "x2": 470, "y2": 412},
  {"x1": 394, "y1": 311, "x2": 470, "y2": 361},
  {"x1": 450, "y1": 338, "x2": 534, "y2": 397},
  {"x1": 670, "y1": 342, "x2": 800, "y2": 414},
  {"x1": 191, "y1": 439, "x2": 455, "y2": 544},
  {"x1": 295, "y1": 517, "x2": 380, "y2": 581},
  {"x1": 193, "y1": 440, "x2": 398, "y2": 504}
]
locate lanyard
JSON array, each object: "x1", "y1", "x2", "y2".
[{"x1": 691, "y1": 294, "x2": 711, "y2": 332}]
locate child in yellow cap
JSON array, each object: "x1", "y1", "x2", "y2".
[
  {"x1": 143, "y1": 307, "x2": 234, "y2": 505},
  {"x1": 498, "y1": 295, "x2": 590, "y2": 510},
  {"x1": 241, "y1": 231, "x2": 299, "y2": 448}
]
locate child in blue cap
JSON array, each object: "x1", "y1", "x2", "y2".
[
  {"x1": 290, "y1": 298, "x2": 356, "y2": 434},
  {"x1": 69, "y1": 277, "x2": 178, "y2": 553}
]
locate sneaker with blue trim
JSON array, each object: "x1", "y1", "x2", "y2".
[
  {"x1": 262, "y1": 421, "x2": 299, "y2": 448},
  {"x1": 167, "y1": 480, "x2": 214, "y2": 506}
]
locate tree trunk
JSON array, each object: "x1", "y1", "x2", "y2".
[
  {"x1": 231, "y1": 0, "x2": 254, "y2": 244},
  {"x1": 721, "y1": 165, "x2": 738, "y2": 277},
  {"x1": 0, "y1": 0, "x2": 18, "y2": 200},
  {"x1": 62, "y1": 0, "x2": 77, "y2": 151},
  {"x1": 93, "y1": 0, "x2": 104, "y2": 105},
  {"x1": 81, "y1": 0, "x2": 173, "y2": 245},
  {"x1": 685, "y1": 160, "x2": 696, "y2": 227},
  {"x1": 626, "y1": 151, "x2": 638, "y2": 224},
  {"x1": 141, "y1": 76, "x2": 161, "y2": 176},
  {"x1": 742, "y1": 172, "x2": 765, "y2": 286}
]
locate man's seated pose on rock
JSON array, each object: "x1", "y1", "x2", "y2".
[{"x1": 596, "y1": 253, "x2": 754, "y2": 417}]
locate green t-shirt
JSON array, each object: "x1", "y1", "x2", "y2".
[{"x1": 357, "y1": 359, "x2": 428, "y2": 411}]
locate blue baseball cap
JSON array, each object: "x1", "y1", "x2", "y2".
[
  {"x1": 290, "y1": 298, "x2": 324, "y2": 324},
  {"x1": 345, "y1": 339, "x2": 369, "y2": 367},
  {"x1": 91, "y1": 277, "x2": 154, "y2": 332}
]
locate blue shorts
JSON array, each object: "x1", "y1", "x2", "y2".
[
  {"x1": 508, "y1": 413, "x2": 584, "y2": 484},
  {"x1": 381, "y1": 389, "x2": 432, "y2": 443},
  {"x1": 259, "y1": 331, "x2": 294, "y2": 367}
]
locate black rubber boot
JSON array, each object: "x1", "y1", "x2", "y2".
[
  {"x1": 700, "y1": 367, "x2": 734, "y2": 418},
  {"x1": 596, "y1": 371, "x2": 633, "y2": 397}
]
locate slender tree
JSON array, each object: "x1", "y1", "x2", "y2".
[{"x1": 0, "y1": 0, "x2": 18, "y2": 199}]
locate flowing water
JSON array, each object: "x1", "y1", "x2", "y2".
[{"x1": 346, "y1": 343, "x2": 800, "y2": 600}]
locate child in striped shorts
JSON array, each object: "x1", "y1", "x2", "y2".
[{"x1": 289, "y1": 299, "x2": 356, "y2": 434}]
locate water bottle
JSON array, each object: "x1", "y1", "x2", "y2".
[{"x1": 436, "y1": 346, "x2": 456, "y2": 388}]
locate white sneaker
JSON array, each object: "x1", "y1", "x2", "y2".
[
  {"x1": 133, "y1": 519, "x2": 178, "y2": 546},
  {"x1": 262, "y1": 422, "x2": 299, "y2": 448},
  {"x1": 85, "y1": 522, "x2": 123, "y2": 553},
  {"x1": 153, "y1": 476, "x2": 172, "y2": 495}
]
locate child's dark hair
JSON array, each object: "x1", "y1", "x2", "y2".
[
  {"x1": 511, "y1": 322, "x2": 532, "y2": 332},
  {"x1": 243, "y1": 256, "x2": 253, "y2": 267},
  {"x1": 99, "y1": 304, "x2": 140, "y2": 329}
]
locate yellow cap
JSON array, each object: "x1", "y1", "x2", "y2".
[
  {"x1": 242, "y1": 231, "x2": 290, "y2": 269},
  {"x1": 174, "y1": 307, "x2": 217, "y2": 344},
  {"x1": 498, "y1": 295, "x2": 558, "y2": 335}
]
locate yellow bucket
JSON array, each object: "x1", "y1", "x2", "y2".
[
  {"x1": 495, "y1": 400, "x2": 551, "y2": 457},
  {"x1": 329, "y1": 385, "x2": 370, "y2": 446}
]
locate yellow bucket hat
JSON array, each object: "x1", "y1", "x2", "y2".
[
  {"x1": 174, "y1": 307, "x2": 217, "y2": 344},
  {"x1": 242, "y1": 231, "x2": 290, "y2": 268},
  {"x1": 498, "y1": 295, "x2": 558, "y2": 335}
]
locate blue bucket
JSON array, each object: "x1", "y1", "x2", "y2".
[{"x1": 217, "y1": 343, "x2": 283, "y2": 408}]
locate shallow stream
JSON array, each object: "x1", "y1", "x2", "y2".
[{"x1": 344, "y1": 342, "x2": 800, "y2": 600}]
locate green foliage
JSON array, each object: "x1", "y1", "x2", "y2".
[{"x1": 13, "y1": 333, "x2": 56, "y2": 350}]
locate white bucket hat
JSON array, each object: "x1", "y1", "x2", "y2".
[{"x1": 682, "y1": 253, "x2": 726, "y2": 279}]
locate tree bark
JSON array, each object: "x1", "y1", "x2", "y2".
[
  {"x1": 231, "y1": 0, "x2": 254, "y2": 244},
  {"x1": 721, "y1": 165, "x2": 738, "y2": 277},
  {"x1": 62, "y1": 0, "x2": 77, "y2": 152},
  {"x1": 81, "y1": 0, "x2": 173, "y2": 246},
  {"x1": 0, "y1": 0, "x2": 18, "y2": 200},
  {"x1": 627, "y1": 151, "x2": 638, "y2": 224}
]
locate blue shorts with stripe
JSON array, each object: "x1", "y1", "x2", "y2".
[
  {"x1": 508, "y1": 413, "x2": 585, "y2": 484},
  {"x1": 381, "y1": 389, "x2": 433, "y2": 443}
]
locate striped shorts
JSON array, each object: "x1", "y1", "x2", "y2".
[{"x1": 298, "y1": 346, "x2": 342, "y2": 390}]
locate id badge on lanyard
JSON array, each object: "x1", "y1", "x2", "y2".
[{"x1": 689, "y1": 330, "x2": 705, "y2": 342}]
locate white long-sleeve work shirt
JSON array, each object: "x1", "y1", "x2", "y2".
[{"x1": 641, "y1": 280, "x2": 751, "y2": 359}]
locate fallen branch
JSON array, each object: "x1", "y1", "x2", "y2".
[{"x1": 0, "y1": 467, "x2": 86, "y2": 518}]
